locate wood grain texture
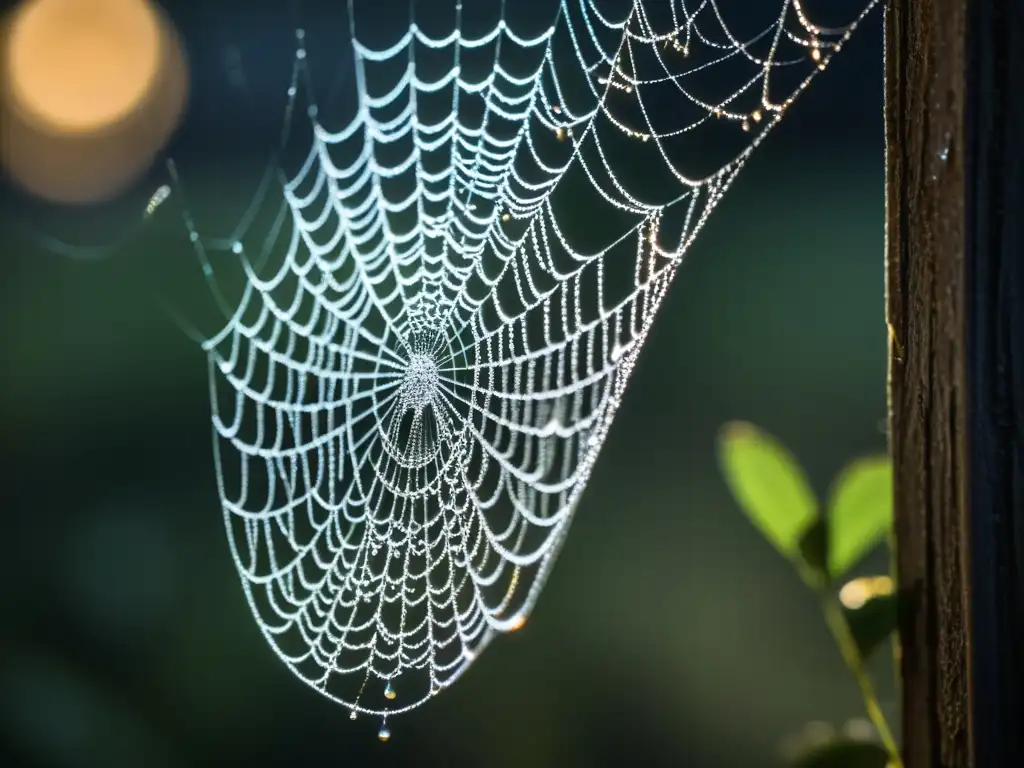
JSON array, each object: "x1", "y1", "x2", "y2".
[
  {"x1": 887, "y1": 0, "x2": 1024, "y2": 764},
  {"x1": 885, "y1": 0, "x2": 970, "y2": 765}
]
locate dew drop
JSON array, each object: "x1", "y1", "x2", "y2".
[
  {"x1": 296, "y1": 28, "x2": 305, "y2": 41},
  {"x1": 349, "y1": 710, "x2": 358, "y2": 721},
  {"x1": 232, "y1": 241, "x2": 243, "y2": 254},
  {"x1": 189, "y1": 231, "x2": 199, "y2": 243},
  {"x1": 308, "y1": 105, "x2": 319, "y2": 119},
  {"x1": 931, "y1": 132, "x2": 953, "y2": 181},
  {"x1": 384, "y1": 681, "x2": 396, "y2": 700},
  {"x1": 378, "y1": 723, "x2": 391, "y2": 742},
  {"x1": 287, "y1": 85, "x2": 297, "y2": 97},
  {"x1": 296, "y1": 48, "x2": 307, "y2": 60}
]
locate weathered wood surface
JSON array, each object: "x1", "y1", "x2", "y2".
[{"x1": 886, "y1": 0, "x2": 1024, "y2": 764}]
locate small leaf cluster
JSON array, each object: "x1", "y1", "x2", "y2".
[{"x1": 717, "y1": 422, "x2": 900, "y2": 768}]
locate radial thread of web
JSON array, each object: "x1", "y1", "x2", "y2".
[{"x1": 192, "y1": 0, "x2": 879, "y2": 724}]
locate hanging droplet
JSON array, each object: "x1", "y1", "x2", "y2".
[
  {"x1": 349, "y1": 709, "x2": 358, "y2": 721},
  {"x1": 231, "y1": 240, "x2": 243, "y2": 254},
  {"x1": 296, "y1": 48, "x2": 307, "y2": 61},
  {"x1": 384, "y1": 681, "x2": 396, "y2": 700},
  {"x1": 295, "y1": 28, "x2": 306, "y2": 42},
  {"x1": 287, "y1": 85, "x2": 297, "y2": 97},
  {"x1": 378, "y1": 722, "x2": 391, "y2": 742},
  {"x1": 741, "y1": 119, "x2": 750, "y2": 132},
  {"x1": 189, "y1": 231, "x2": 199, "y2": 243}
]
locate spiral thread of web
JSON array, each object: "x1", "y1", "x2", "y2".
[{"x1": 189, "y1": 0, "x2": 879, "y2": 720}]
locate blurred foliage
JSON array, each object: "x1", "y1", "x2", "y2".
[
  {"x1": 827, "y1": 458, "x2": 893, "y2": 578},
  {"x1": 843, "y1": 591, "x2": 897, "y2": 662},
  {"x1": 793, "y1": 738, "x2": 891, "y2": 768},
  {"x1": 717, "y1": 422, "x2": 819, "y2": 562},
  {"x1": 718, "y1": 423, "x2": 899, "y2": 768}
]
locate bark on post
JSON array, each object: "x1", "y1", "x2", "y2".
[{"x1": 885, "y1": 0, "x2": 1024, "y2": 765}]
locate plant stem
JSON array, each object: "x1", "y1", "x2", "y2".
[{"x1": 819, "y1": 589, "x2": 903, "y2": 767}]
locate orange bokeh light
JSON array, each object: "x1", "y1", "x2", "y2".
[
  {"x1": 7, "y1": 0, "x2": 162, "y2": 133},
  {"x1": 0, "y1": 0, "x2": 188, "y2": 204}
]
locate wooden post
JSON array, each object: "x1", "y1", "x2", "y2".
[{"x1": 886, "y1": 0, "x2": 1024, "y2": 765}]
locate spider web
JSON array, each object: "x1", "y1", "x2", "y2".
[{"x1": 179, "y1": 0, "x2": 878, "y2": 732}]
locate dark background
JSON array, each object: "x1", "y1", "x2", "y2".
[{"x1": 0, "y1": 1, "x2": 889, "y2": 766}]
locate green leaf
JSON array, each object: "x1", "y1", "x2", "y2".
[
  {"x1": 828, "y1": 456, "x2": 893, "y2": 577},
  {"x1": 792, "y1": 738, "x2": 892, "y2": 768},
  {"x1": 843, "y1": 591, "x2": 898, "y2": 660},
  {"x1": 718, "y1": 422, "x2": 818, "y2": 561}
]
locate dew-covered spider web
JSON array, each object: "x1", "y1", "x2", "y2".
[{"x1": 165, "y1": 0, "x2": 878, "y2": 733}]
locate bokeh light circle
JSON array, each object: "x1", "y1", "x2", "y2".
[{"x1": 0, "y1": 0, "x2": 188, "y2": 204}]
